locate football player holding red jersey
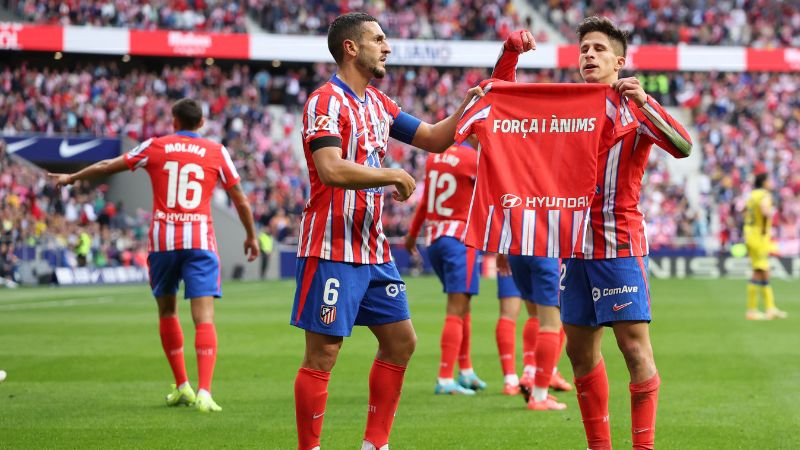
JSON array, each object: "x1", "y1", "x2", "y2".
[{"x1": 494, "y1": 20, "x2": 692, "y2": 449}]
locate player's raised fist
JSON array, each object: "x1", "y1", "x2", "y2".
[{"x1": 504, "y1": 29, "x2": 535, "y2": 53}]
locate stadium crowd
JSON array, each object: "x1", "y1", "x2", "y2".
[
  {"x1": 2, "y1": 56, "x2": 798, "y2": 268},
  {"x1": 9, "y1": 0, "x2": 800, "y2": 47},
  {"x1": 12, "y1": 0, "x2": 247, "y2": 32},
  {"x1": 539, "y1": 0, "x2": 800, "y2": 47},
  {"x1": 249, "y1": 0, "x2": 536, "y2": 41},
  {"x1": 0, "y1": 140, "x2": 150, "y2": 278}
]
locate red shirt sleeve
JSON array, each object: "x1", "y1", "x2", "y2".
[
  {"x1": 632, "y1": 95, "x2": 694, "y2": 159},
  {"x1": 124, "y1": 138, "x2": 154, "y2": 171},
  {"x1": 303, "y1": 91, "x2": 347, "y2": 147},
  {"x1": 218, "y1": 145, "x2": 241, "y2": 190},
  {"x1": 491, "y1": 48, "x2": 519, "y2": 82}
]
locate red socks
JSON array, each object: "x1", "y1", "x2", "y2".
[
  {"x1": 533, "y1": 331, "x2": 559, "y2": 388},
  {"x1": 495, "y1": 318, "x2": 516, "y2": 375},
  {"x1": 364, "y1": 359, "x2": 407, "y2": 448},
  {"x1": 522, "y1": 317, "x2": 540, "y2": 368},
  {"x1": 159, "y1": 316, "x2": 188, "y2": 386},
  {"x1": 194, "y1": 322, "x2": 217, "y2": 392},
  {"x1": 458, "y1": 313, "x2": 473, "y2": 370},
  {"x1": 574, "y1": 360, "x2": 611, "y2": 450},
  {"x1": 295, "y1": 368, "x2": 331, "y2": 450},
  {"x1": 630, "y1": 373, "x2": 660, "y2": 450},
  {"x1": 439, "y1": 315, "x2": 463, "y2": 378}
]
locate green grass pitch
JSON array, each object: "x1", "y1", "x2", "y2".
[{"x1": 1, "y1": 277, "x2": 799, "y2": 449}]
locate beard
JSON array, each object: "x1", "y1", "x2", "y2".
[{"x1": 357, "y1": 52, "x2": 386, "y2": 78}]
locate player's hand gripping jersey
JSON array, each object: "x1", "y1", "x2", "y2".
[
  {"x1": 455, "y1": 80, "x2": 638, "y2": 257},
  {"x1": 407, "y1": 144, "x2": 478, "y2": 246},
  {"x1": 125, "y1": 131, "x2": 240, "y2": 252},
  {"x1": 298, "y1": 75, "x2": 419, "y2": 264}
]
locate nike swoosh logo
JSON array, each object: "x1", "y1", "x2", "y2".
[
  {"x1": 356, "y1": 129, "x2": 366, "y2": 138},
  {"x1": 59, "y1": 139, "x2": 103, "y2": 158},
  {"x1": 6, "y1": 138, "x2": 38, "y2": 154},
  {"x1": 633, "y1": 428, "x2": 649, "y2": 434},
  {"x1": 612, "y1": 301, "x2": 633, "y2": 312},
  {"x1": 312, "y1": 412, "x2": 325, "y2": 419}
]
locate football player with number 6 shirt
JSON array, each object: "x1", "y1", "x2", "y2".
[
  {"x1": 49, "y1": 98, "x2": 260, "y2": 413},
  {"x1": 292, "y1": 13, "x2": 484, "y2": 450}
]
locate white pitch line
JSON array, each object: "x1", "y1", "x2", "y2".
[{"x1": 0, "y1": 297, "x2": 115, "y2": 311}]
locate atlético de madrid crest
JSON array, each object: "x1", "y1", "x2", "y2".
[{"x1": 320, "y1": 305, "x2": 337, "y2": 325}]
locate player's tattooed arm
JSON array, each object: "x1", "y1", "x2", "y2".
[{"x1": 47, "y1": 155, "x2": 129, "y2": 187}]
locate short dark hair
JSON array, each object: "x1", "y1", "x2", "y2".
[
  {"x1": 171, "y1": 98, "x2": 203, "y2": 130},
  {"x1": 576, "y1": 16, "x2": 628, "y2": 57},
  {"x1": 754, "y1": 173, "x2": 768, "y2": 188},
  {"x1": 327, "y1": 13, "x2": 378, "y2": 64}
]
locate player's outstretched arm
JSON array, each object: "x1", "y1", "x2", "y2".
[
  {"x1": 47, "y1": 155, "x2": 129, "y2": 187},
  {"x1": 410, "y1": 85, "x2": 485, "y2": 154},
  {"x1": 613, "y1": 77, "x2": 693, "y2": 158},
  {"x1": 226, "y1": 182, "x2": 259, "y2": 262},
  {"x1": 313, "y1": 146, "x2": 416, "y2": 201},
  {"x1": 492, "y1": 29, "x2": 536, "y2": 82}
]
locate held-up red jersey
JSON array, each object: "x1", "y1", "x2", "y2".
[
  {"x1": 298, "y1": 75, "x2": 419, "y2": 264},
  {"x1": 124, "y1": 131, "x2": 241, "y2": 253},
  {"x1": 407, "y1": 144, "x2": 479, "y2": 246},
  {"x1": 492, "y1": 50, "x2": 693, "y2": 259},
  {"x1": 455, "y1": 80, "x2": 639, "y2": 258}
]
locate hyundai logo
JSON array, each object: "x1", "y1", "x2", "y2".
[{"x1": 500, "y1": 194, "x2": 522, "y2": 209}]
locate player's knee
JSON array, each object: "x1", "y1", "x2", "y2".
[
  {"x1": 380, "y1": 330, "x2": 417, "y2": 363},
  {"x1": 617, "y1": 338, "x2": 650, "y2": 367}
]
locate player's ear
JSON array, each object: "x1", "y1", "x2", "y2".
[
  {"x1": 343, "y1": 38, "x2": 358, "y2": 59},
  {"x1": 615, "y1": 55, "x2": 626, "y2": 72}
]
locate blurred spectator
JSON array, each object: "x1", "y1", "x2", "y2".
[
  {"x1": 16, "y1": 0, "x2": 247, "y2": 32},
  {"x1": 540, "y1": 0, "x2": 800, "y2": 47}
]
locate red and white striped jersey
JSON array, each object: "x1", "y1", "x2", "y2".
[
  {"x1": 491, "y1": 50, "x2": 694, "y2": 259},
  {"x1": 455, "y1": 80, "x2": 639, "y2": 258},
  {"x1": 124, "y1": 131, "x2": 240, "y2": 253},
  {"x1": 407, "y1": 144, "x2": 478, "y2": 246},
  {"x1": 575, "y1": 95, "x2": 693, "y2": 259},
  {"x1": 298, "y1": 75, "x2": 417, "y2": 264}
]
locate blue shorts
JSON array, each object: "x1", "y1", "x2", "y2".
[
  {"x1": 291, "y1": 257, "x2": 410, "y2": 337},
  {"x1": 507, "y1": 256, "x2": 560, "y2": 306},
  {"x1": 147, "y1": 250, "x2": 221, "y2": 299},
  {"x1": 497, "y1": 274, "x2": 521, "y2": 298},
  {"x1": 561, "y1": 257, "x2": 651, "y2": 327},
  {"x1": 428, "y1": 237, "x2": 480, "y2": 295}
]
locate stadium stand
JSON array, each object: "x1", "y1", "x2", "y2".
[
  {"x1": 538, "y1": 0, "x2": 800, "y2": 46},
  {"x1": 5, "y1": 56, "x2": 799, "y2": 261},
  {"x1": 11, "y1": 0, "x2": 247, "y2": 32}
]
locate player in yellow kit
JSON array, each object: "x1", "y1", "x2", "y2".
[{"x1": 743, "y1": 169, "x2": 787, "y2": 320}]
